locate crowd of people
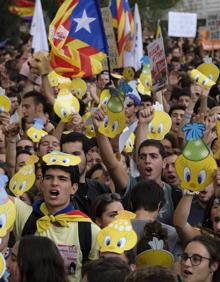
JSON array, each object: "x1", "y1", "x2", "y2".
[{"x1": 1, "y1": 18, "x2": 220, "y2": 282}]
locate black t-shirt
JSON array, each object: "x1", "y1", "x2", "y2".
[{"x1": 72, "y1": 178, "x2": 110, "y2": 216}]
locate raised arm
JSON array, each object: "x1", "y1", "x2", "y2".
[
  {"x1": 173, "y1": 193, "x2": 200, "y2": 244},
  {"x1": 92, "y1": 107, "x2": 128, "y2": 191}
]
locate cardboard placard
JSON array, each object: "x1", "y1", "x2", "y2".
[
  {"x1": 101, "y1": 7, "x2": 120, "y2": 69},
  {"x1": 168, "y1": 12, "x2": 197, "y2": 38},
  {"x1": 147, "y1": 38, "x2": 168, "y2": 92},
  {"x1": 207, "y1": 13, "x2": 220, "y2": 39}
]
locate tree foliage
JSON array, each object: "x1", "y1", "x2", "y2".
[{"x1": 0, "y1": 0, "x2": 181, "y2": 44}]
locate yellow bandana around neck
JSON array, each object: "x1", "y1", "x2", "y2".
[{"x1": 36, "y1": 203, "x2": 91, "y2": 233}]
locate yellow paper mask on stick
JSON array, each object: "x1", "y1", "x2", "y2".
[
  {"x1": 0, "y1": 253, "x2": 6, "y2": 279},
  {"x1": 9, "y1": 155, "x2": 39, "y2": 197},
  {"x1": 214, "y1": 115, "x2": 220, "y2": 160},
  {"x1": 82, "y1": 111, "x2": 95, "y2": 139},
  {"x1": 48, "y1": 71, "x2": 71, "y2": 89},
  {"x1": 191, "y1": 59, "x2": 219, "y2": 89},
  {"x1": 27, "y1": 118, "x2": 48, "y2": 143},
  {"x1": 97, "y1": 210, "x2": 137, "y2": 254},
  {"x1": 0, "y1": 88, "x2": 11, "y2": 113},
  {"x1": 0, "y1": 174, "x2": 16, "y2": 237},
  {"x1": 123, "y1": 67, "x2": 135, "y2": 81},
  {"x1": 175, "y1": 123, "x2": 217, "y2": 192},
  {"x1": 98, "y1": 88, "x2": 126, "y2": 138},
  {"x1": 54, "y1": 88, "x2": 80, "y2": 123},
  {"x1": 42, "y1": 151, "x2": 81, "y2": 167},
  {"x1": 135, "y1": 236, "x2": 174, "y2": 268},
  {"x1": 71, "y1": 78, "x2": 87, "y2": 100},
  {"x1": 119, "y1": 121, "x2": 137, "y2": 153},
  {"x1": 146, "y1": 102, "x2": 172, "y2": 140},
  {"x1": 139, "y1": 56, "x2": 152, "y2": 93}
]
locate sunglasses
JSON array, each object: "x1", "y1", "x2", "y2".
[
  {"x1": 16, "y1": 145, "x2": 33, "y2": 152},
  {"x1": 125, "y1": 103, "x2": 135, "y2": 108}
]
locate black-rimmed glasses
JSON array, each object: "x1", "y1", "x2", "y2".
[{"x1": 180, "y1": 253, "x2": 211, "y2": 266}]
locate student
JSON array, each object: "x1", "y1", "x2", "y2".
[
  {"x1": 82, "y1": 257, "x2": 130, "y2": 282},
  {"x1": 61, "y1": 132, "x2": 109, "y2": 216},
  {"x1": 125, "y1": 265, "x2": 178, "y2": 282},
  {"x1": 179, "y1": 236, "x2": 220, "y2": 282},
  {"x1": 130, "y1": 180, "x2": 181, "y2": 257},
  {"x1": 92, "y1": 106, "x2": 177, "y2": 225},
  {"x1": 7, "y1": 236, "x2": 68, "y2": 282},
  {"x1": 12, "y1": 151, "x2": 100, "y2": 282}
]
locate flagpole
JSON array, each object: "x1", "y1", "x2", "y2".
[{"x1": 107, "y1": 56, "x2": 112, "y2": 83}]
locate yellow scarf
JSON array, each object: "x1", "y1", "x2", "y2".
[{"x1": 36, "y1": 203, "x2": 91, "y2": 233}]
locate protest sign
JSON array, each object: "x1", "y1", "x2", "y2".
[
  {"x1": 147, "y1": 37, "x2": 167, "y2": 92},
  {"x1": 207, "y1": 13, "x2": 220, "y2": 39},
  {"x1": 168, "y1": 12, "x2": 197, "y2": 38},
  {"x1": 101, "y1": 8, "x2": 120, "y2": 70}
]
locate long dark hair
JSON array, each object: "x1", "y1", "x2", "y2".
[
  {"x1": 185, "y1": 235, "x2": 220, "y2": 282},
  {"x1": 17, "y1": 236, "x2": 67, "y2": 282}
]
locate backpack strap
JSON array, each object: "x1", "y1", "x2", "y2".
[
  {"x1": 22, "y1": 211, "x2": 40, "y2": 236},
  {"x1": 78, "y1": 221, "x2": 92, "y2": 264},
  {"x1": 22, "y1": 211, "x2": 92, "y2": 264}
]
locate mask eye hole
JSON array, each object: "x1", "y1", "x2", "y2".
[
  {"x1": 158, "y1": 123, "x2": 163, "y2": 133},
  {"x1": 70, "y1": 106, "x2": 75, "y2": 114},
  {"x1": 50, "y1": 157, "x2": 57, "y2": 163},
  {"x1": 19, "y1": 181, "x2": 26, "y2": 191},
  {"x1": 117, "y1": 237, "x2": 126, "y2": 248},
  {"x1": 184, "y1": 167, "x2": 191, "y2": 182},
  {"x1": 102, "y1": 97, "x2": 109, "y2": 106},
  {"x1": 32, "y1": 132, "x2": 38, "y2": 139},
  {"x1": 12, "y1": 181, "x2": 17, "y2": 190},
  {"x1": 112, "y1": 121, "x2": 118, "y2": 132},
  {"x1": 103, "y1": 116, "x2": 108, "y2": 128},
  {"x1": 202, "y1": 79, "x2": 208, "y2": 85},
  {"x1": 148, "y1": 122, "x2": 154, "y2": 133},
  {"x1": 61, "y1": 108, "x2": 67, "y2": 118},
  {"x1": 0, "y1": 214, "x2": 6, "y2": 229},
  {"x1": 104, "y1": 235, "x2": 111, "y2": 246},
  {"x1": 194, "y1": 74, "x2": 200, "y2": 81},
  {"x1": 62, "y1": 158, "x2": 69, "y2": 164},
  {"x1": 145, "y1": 80, "x2": 149, "y2": 86},
  {"x1": 198, "y1": 170, "x2": 206, "y2": 184}
]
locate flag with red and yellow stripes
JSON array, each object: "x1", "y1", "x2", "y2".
[
  {"x1": 9, "y1": 0, "x2": 35, "y2": 20},
  {"x1": 110, "y1": 0, "x2": 134, "y2": 66},
  {"x1": 49, "y1": 0, "x2": 109, "y2": 78}
]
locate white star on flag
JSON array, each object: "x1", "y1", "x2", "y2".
[{"x1": 74, "y1": 10, "x2": 96, "y2": 33}]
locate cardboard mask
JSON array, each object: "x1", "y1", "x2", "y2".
[
  {"x1": 54, "y1": 88, "x2": 80, "y2": 123},
  {"x1": 175, "y1": 123, "x2": 217, "y2": 192},
  {"x1": 135, "y1": 237, "x2": 174, "y2": 268},
  {"x1": 0, "y1": 88, "x2": 10, "y2": 113},
  {"x1": 9, "y1": 155, "x2": 39, "y2": 197},
  {"x1": 71, "y1": 78, "x2": 87, "y2": 100},
  {"x1": 27, "y1": 118, "x2": 48, "y2": 143},
  {"x1": 97, "y1": 211, "x2": 137, "y2": 254},
  {"x1": 146, "y1": 102, "x2": 172, "y2": 140},
  {"x1": 0, "y1": 253, "x2": 6, "y2": 279},
  {"x1": 139, "y1": 56, "x2": 152, "y2": 93},
  {"x1": 98, "y1": 88, "x2": 126, "y2": 138},
  {"x1": 48, "y1": 71, "x2": 71, "y2": 89},
  {"x1": 0, "y1": 175, "x2": 16, "y2": 237},
  {"x1": 191, "y1": 60, "x2": 219, "y2": 88},
  {"x1": 82, "y1": 112, "x2": 95, "y2": 139},
  {"x1": 123, "y1": 67, "x2": 135, "y2": 81},
  {"x1": 42, "y1": 151, "x2": 81, "y2": 167}
]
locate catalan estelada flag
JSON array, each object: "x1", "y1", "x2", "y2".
[
  {"x1": 9, "y1": 0, "x2": 35, "y2": 21},
  {"x1": 49, "y1": 0, "x2": 109, "y2": 78},
  {"x1": 110, "y1": 0, "x2": 134, "y2": 66}
]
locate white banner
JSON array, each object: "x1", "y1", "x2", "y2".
[{"x1": 168, "y1": 12, "x2": 197, "y2": 38}]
